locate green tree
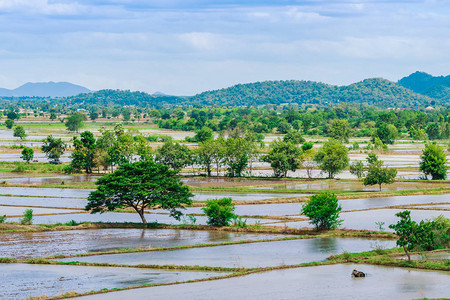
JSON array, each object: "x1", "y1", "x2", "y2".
[
  {"x1": 329, "y1": 119, "x2": 351, "y2": 143},
  {"x1": 196, "y1": 139, "x2": 217, "y2": 177},
  {"x1": 301, "y1": 192, "x2": 342, "y2": 230},
  {"x1": 50, "y1": 112, "x2": 57, "y2": 120},
  {"x1": 389, "y1": 210, "x2": 416, "y2": 262},
  {"x1": 375, "y1": 122, "x2": 397, "y2": 144},
  {"x1": 41, "y1": 135, "x2": 66, "y2": 162},
  {"x1": 420, "y1": 143, "x2": 447, "y2": 180},
  {"x1": 426, "y1": 123, "x2": 441, "y2": 140},
  {"x1": 314, "y1": 139, "x2": 349, "y2": 179},
  {"x1": 349, "y1": 161, "x2": 365, "y2": 179},
  {"x1": 194, "y1": 126, "x2": 213, "y2": 142},
  {"x1": 5, "y1": 119, "x2": 14, "y2": 129},
  {"x1": 6, "y1": 110, "x2": 18, "y2": 120},
  {"x1": 86, "y1": 160, "x2": 192, "y2": 224},
  {"x1": 13, "y1": 126, "x2": 27, "y2": 140},
  {"x1": 21, "y1": 147, "x2": 34, "y2": 163},
  {"x1": 107, "y1": 132, "x2": 136, "y2": 166},
  {"x1": 283, "y1": 129, "x2": 305, "y2": 145},
  {"x1": 202, "y1": 197, "x2": 236, "y2": 226},
  {"x1": 71, "y1": 131, "x2": 97, "y2": 173},
  {"x1": 65, "y1": 113, "x2": 85, "y2": 132},
  {"x1": 363, "y1": 153, "x2": 397, "y2": 190},
  {"x1": 155, "y1": 140, "x2": 192, "y2": 170},
  {"x1": 224, "y1": 137, "x2": 251, "y2": 177},
  {"x1": 263, "y1": 140, "x2": 302, "y2": 177},
  {"x1": 89, "y1": 111, "x2": 99, "y2": 120}
]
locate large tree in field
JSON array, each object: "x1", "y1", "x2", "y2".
[
  {"x1": 155, "y1": 140, "x2": 192, "y2": 170},
  {"x1": 86, "y1": 160, "x2": 193, "y2": 223},
  {"x1": 41, "y1": 135, "x2": 66, "y2": 162},
  {"x1": 363, "y1": 153, "x2": 397, "y2": 191},
  {"x1": 65, "y1": 113, "x2": 85, "y2": 132},
  {"x1": 420, "y1": 143, "x2": 447, "y2": 180},
  {"x1": 263, "y1": 140, "x2": 302, "y2": 177},
  {"x1": 314, "y1": 139, "x2": 349, "y2": 179},
  {"x1": 71, "y1": 131, "x2": 97, "y2": 173},
  {"x1": 328, "y1": 119, "x2": 351, "y2": 143},
  {"x1": 13, "y1": 125, "x2": 27, "y2": 140}
]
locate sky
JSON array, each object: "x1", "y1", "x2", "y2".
[{"x1": 0, "y1": 0, "x2": 449, "y2": 95}]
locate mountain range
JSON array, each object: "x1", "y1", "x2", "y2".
[
  {"x1": 0, "y1": 72, "x2": 448, "y2": 107},
  {"x1": 0, "y1": 82, "x2": 91, "y2": 97}
]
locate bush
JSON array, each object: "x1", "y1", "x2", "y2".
[
  {"x1": 202, "y1": 197, "x2": 236, "y2": 226},
  {"x1": 301, "y1": 192, "x2": 342, "y2": 230},
  {"x1": 0, "y1": 215, "x2": 6, "y2": 223},
  {"x1": 20, "y1": 209, "x2": 33, "y2": 225}
]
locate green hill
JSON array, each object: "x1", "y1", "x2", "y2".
[
  {"x1": 398, "y1": 71, "x2": 450, "y2": 101},
  {"x1": 189, "y1": 78, "x2": 433, "y2": 108}
]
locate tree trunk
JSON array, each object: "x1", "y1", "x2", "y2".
[
  {"x1": 136, "y1": 209, "x2": 147, "y2": 224},
  {"x1": 403, "y1": 246, "x2": 410, "y2": 262},
  {"x1": 379, "y1": 184, "x2": 382, "y2": 191}
]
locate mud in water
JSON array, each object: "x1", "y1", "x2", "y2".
[
  {"x1": 54, "y1": 238, "x2": 396, "y2": 268},
  {"x1": 76, "y1": 264, "x2": 450, "y2": 300},
  {"x1": 0, "y1": 228, "x2": 289, "y2": 258}
]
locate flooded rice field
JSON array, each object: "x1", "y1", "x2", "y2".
[
  {"x1": 0, "y1": 187, "x2": 93, "y2": 198},
  {"x1": 0, "y1": 196, "x2": 87, "y2": 209},
  {"x1": 0, "y1": 263, "x2": 226, "y2": 300},
  {"x1": 0, "y1": 205, "x2": 79, "y2": 216},
  {"x1": 6, "y1": 212, "x2": 273, "y2": 226},
  {"x1": 79, "y1": 264, "x2": 450, "y2": 300},
  {"x1": 277, "y1": 209, "x2": 450, "y2": 231},
  {"x1": 0, "y1": 175, "x2": 98, "y2": 185},
  {"x1": 55, "y1": 238, "x2": 396, "y2": 268},
  {"x1": 192, "y1": 191, "x2": 309, "y2": 201},
  {"x1": 0, "y1": 229, "x2": 288, "y2": 258},
  {"x1": 253, "y1": 180, "x2": 450, "y2": 191}
]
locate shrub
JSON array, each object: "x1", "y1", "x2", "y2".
[
  {"x1": 202, "y1": 197, "x2": 236, "y2": 226},
  {"x1": 301, "y1": 192, "x2": 342, "y2": 230},
  {"x1": 0, "y1": 215, "x2": 6, "y2": 223},
  {"x1": 20, "y1": 209, "x2": 33, "y2": 225}
]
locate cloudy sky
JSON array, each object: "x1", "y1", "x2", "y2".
[{"x1": 0, "y1": 0, "x2": 449, "y2": 95}]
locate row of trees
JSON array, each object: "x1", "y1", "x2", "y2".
[{"x1": 37, "y1": 126, "x2": 446, "y2": 184}]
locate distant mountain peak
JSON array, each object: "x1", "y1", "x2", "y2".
[
  {"x1": 398, "y1": 71, "x2": 450, "y2": 99},
  {"x1": 0, "y1": 81, "x2": 91, "y2": 97}
]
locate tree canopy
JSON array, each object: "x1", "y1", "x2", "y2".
[{"x1": 86, "y1": 160, "x2": 193, "y2": 223}]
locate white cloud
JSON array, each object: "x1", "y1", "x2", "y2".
[
  {"x1": 0, "y1": 0, "x2": 85, "y2": 15},
  {"x1": 178, "y1": 32, "x2": 224, "y2": 51}
]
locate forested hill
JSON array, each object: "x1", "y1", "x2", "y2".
[
  {"x1": 22, "y1": 77, "x2": 439, "y2": 108},
  {"x1": 188, "y1": 78, "x2": 433, "y2": 108},
  {"x1": 65, "y1": 89, "x2": 181, "y2": 107},
  {"x1": 398, "y1": 71, "x2": 450, "y2": 102}
]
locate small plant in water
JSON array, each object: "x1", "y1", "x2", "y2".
[
  {"x1": 232, "y1": 216, "x2": 247, "y2": 228},
  {"x1": 0, "y1": 215, "x2": 6, "y2": 223},
  {"x1": 20, "y1": 209, "x2": 33, "y2": 225},
  {"x1": 64, "y1": 220, "x2": 78, "y2": 226},
  {"x1": 375, "y1": 221, "x2": 385, "y2": 231},
  {"x1": 181, "y1": 215, "x2": 197, "y2": 225}
]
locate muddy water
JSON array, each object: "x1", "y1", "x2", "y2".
[
  {"x1": 192, "y1": 192, "x2": 309, "y2": 201},
  {"x1": 6, "y1": 212, "x2": 272, "y2": 226},
  {"x1": 254, "y1": 181, "x2": 450, "y2": 191},
  {"x1": 278, "y1": 209, "x2": 450, "y2": 231},
  {"x1": 78, "y1": 264, "x2": 450, "y2": 300},
  {"x1": 0, "y1": 263, "x2": 226, "y2": 300},
  {"x1": 0, "y1": 175, "x2": 98, "y2": 185},
  {"x1": 0, "y1": 229, "x2": 288, "y2": 259},
  {"x1": 55, "y1": 238, "x2": 396, "y2": 268},
  {"x1": 171, "y1": 194, "x2": 449, "y2": 217}
]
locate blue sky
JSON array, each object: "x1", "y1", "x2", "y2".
[{"x1": 0, "y1": 0, "x2": 449, "y2": 95}]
